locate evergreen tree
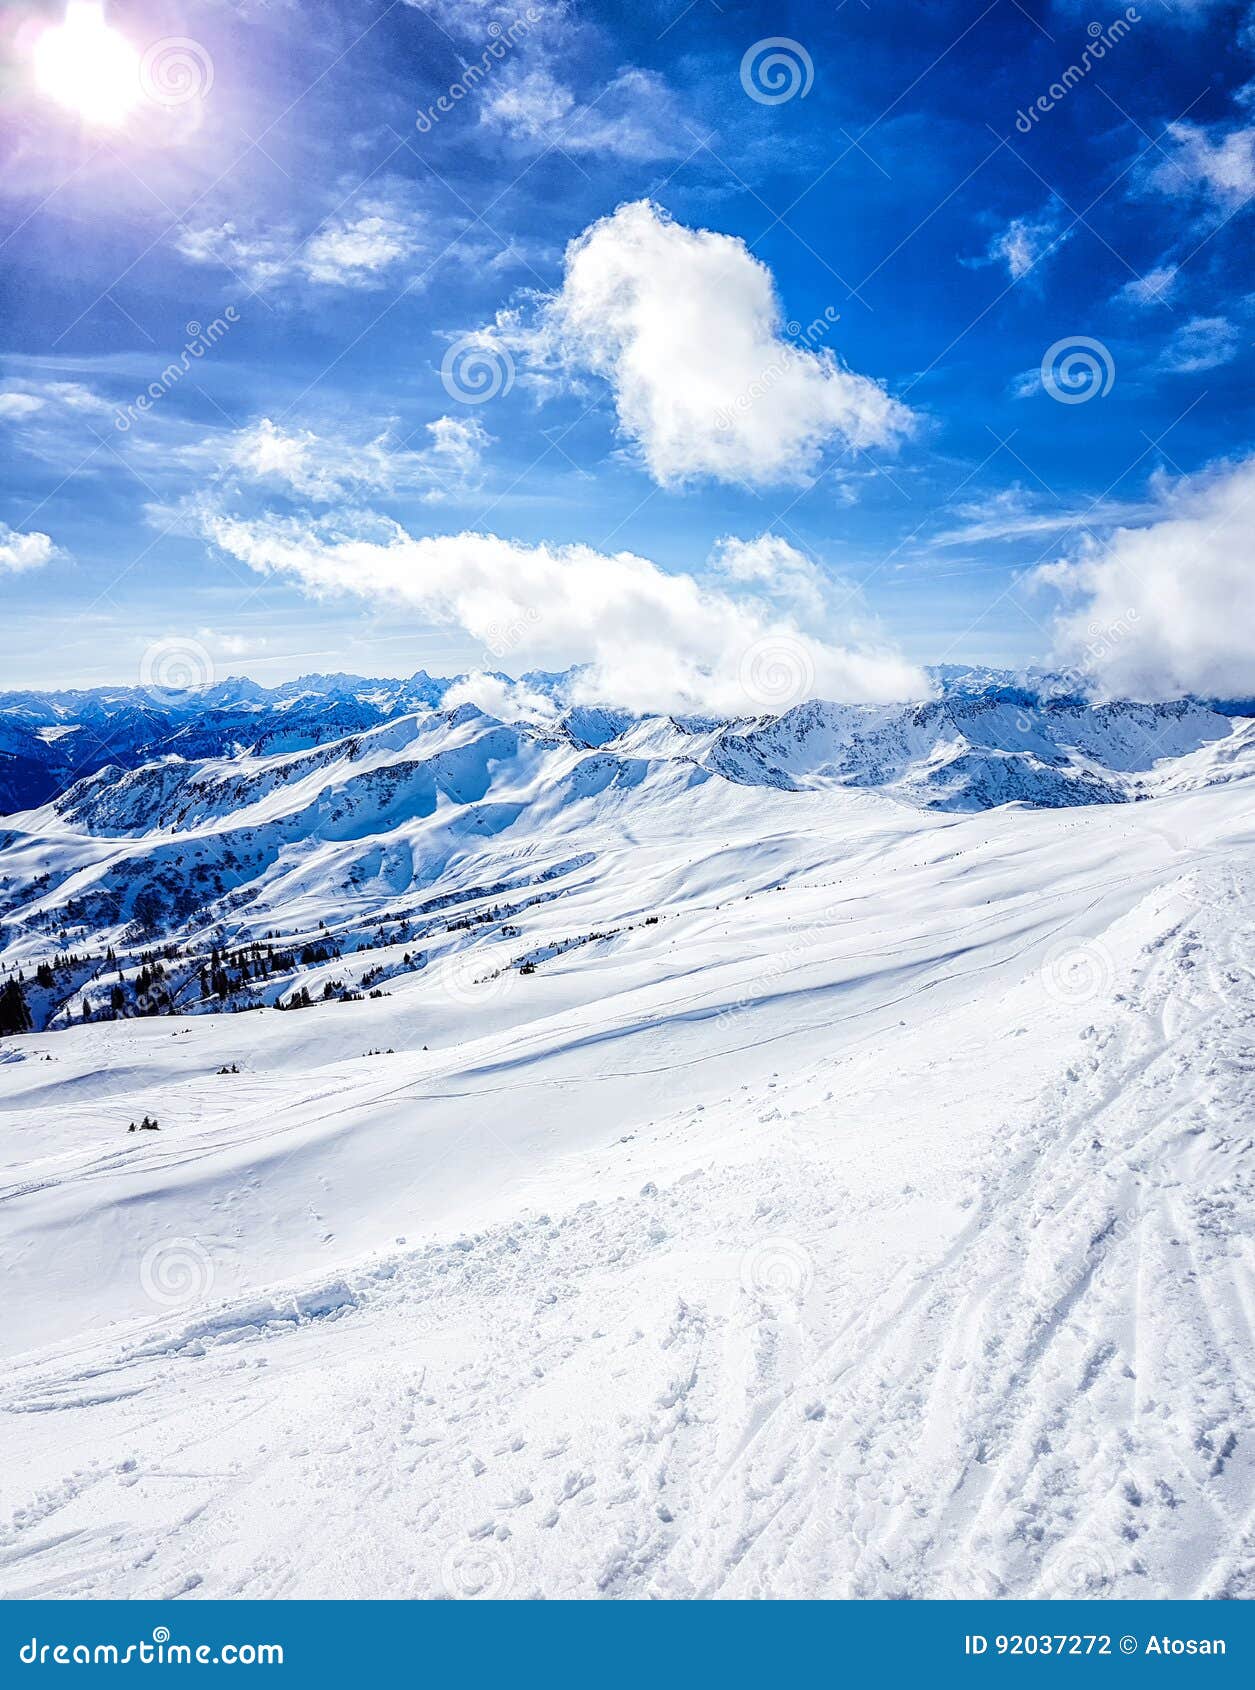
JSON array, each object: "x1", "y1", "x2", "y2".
[{"x1": 0, "y1": 978, "x2": 31, "y2": 1036}]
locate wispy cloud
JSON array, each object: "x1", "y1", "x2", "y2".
[
  {"x1": 1155, "y1": 314, "x2": 1242, "y2": 373},
  {"x1": 930, "y1": 486, "x2": 1152, "y2": 549},
  {"x1": 1142, "y1": 120, "x2": 1255, "y2": 212},
  {"x1": 481, "y1": 66, "x2": 688, "y2": 160},
  {"x1": 175, "y1": 190, "x2": 425, "y2": 292},
  {"x1": 187, "y1": 415, "x2": 492, "y2": 503},
  {"x1": 973, "y1": 204, "x2": 1071, "y2": 284},
  {"x1": 0, "y1": 392, "x2": 46, "y2": 420},
  {"x1": 1118, "y1": 263, "x2": 1179, "y2": 308}
]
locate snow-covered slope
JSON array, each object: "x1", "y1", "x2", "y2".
[{"x1": 0, "y1": 681, "x2": 1251, "y2": 1599}]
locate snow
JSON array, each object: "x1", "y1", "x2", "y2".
[{"x1": 0, "y1": 688, "x2": 1251, "y2": 1598}]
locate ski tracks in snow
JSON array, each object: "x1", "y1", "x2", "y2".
[{"x1": 0, "y1": 866, "x2": 1252, "y2": 1598}]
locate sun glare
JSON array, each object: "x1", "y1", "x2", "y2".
[{"x1": 33, "y1": 2, "x2": 141, "y2": 127}]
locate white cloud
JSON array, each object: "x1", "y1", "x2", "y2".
[
  {"x1": 0, "y1": 523, "x2": 58, "y2": 573},
  {"x1": 424, "y1": 414, "x2": 491, "y2": 478},
  {"x1": 195, "y1": 627, "x2": 269, "y2": 660},
  {"x1": 0, "y1": 381, "x2": 121, "y2": 472},
  {"x1": 441, "y1": 671, "x2": 559, "y2": 722},
  {"x1": 499, "y1": 199, "x2": 913, "y2": 489},
  {"x1": 481, "y1": 66, "x2": 685, "y2": 160},
  {"x1": 1119, "y1": 263, "x2": 1179, "y2": 308},
  {"x1": 176, "y1": 197, "x2": 422, "y2": 291},
  {"x1": 0, "y1": 392, "x2": 47, "y2": 420},
  {"x1": 978, "y1": 206, "x2": 1071, "y2": 283},
  {"x1": 300, "y1": 212, "x2": 418, "y2": 285},
  {"x1": 1143, "y1": 121, "x2": 1255, "y2": 210},
  {"x1": 0, "y1": 380, "x2": 112, "y2": 419},
  {"x1": 197, "y1": 508, "x2": 931, "y2": 714},
  {"x1": 1032, "y1": 455, "x2": 1255, "y2": 699},
  {"x1": 204, "y1": 416, "x2": 489, "y2": 501},
  {"x1": 1156, "y1": 315, "x2": 1242, "y2": 373},
  {"x1": 708, "y1": 534, "x2": 828, "y2": 618}
]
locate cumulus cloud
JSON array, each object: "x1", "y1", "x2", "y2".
[
  {"x1": 1032, "y1": 455, "x2": 1255, "y2": 700},
  {"x1": 0, "y1": 522, "x2": 58, "y2": 573},
  {"x1": 197, "y1": 508, "x2": 931, "y2": 714},
  {"x1": 708, "y1": 533, "x2": 830, "y2": 619},
  {"x1": 495, "y1": 200, "x2": 914, "y2": 489}
]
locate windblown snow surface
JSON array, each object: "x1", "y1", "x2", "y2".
[{"x1": 0, "y1": 692, "x2": 1253, "y2": 1599}]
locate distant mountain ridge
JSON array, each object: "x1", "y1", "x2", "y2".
[{"x1": 3, "y1": 663, "x2": 1253, "y2": 816}]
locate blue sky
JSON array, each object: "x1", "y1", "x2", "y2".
[{"x1": 1, "y1": 0, "x2": 1253, "y2": 702}]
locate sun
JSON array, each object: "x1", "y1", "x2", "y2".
[{"x1": 33, "y1": 2, "x2": 141, "y2": 127}]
